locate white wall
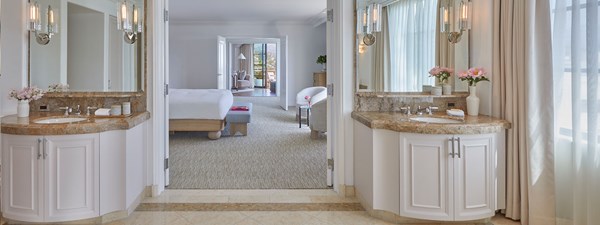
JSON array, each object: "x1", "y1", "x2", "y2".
[
  {"x1": 0, "y1": 0, "x2": 28, "y2": 116},
  {"x1": 470, "y1": 0, "x2": 494, "y2": 116},
  {"x1": 169, "y1": 22, "x2": 326, "y2": 106}
]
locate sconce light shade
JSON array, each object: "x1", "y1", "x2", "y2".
[
  {"x1": 369, "y1": 3, "x2": 382, "y2": 33},
  {"x1": 458, "y1": 0, "x2": 472, "y2": 31},
  {"x1": 440, "y1": 4, "x2": 450, "y2": 33},
  {"x1": 46, "y1": 5, "x2": 58, "y2": 35},
  {"x1": 238, "y1": 53, "x2": 246, "y2": 60},
  {"x1": 28, "y1": 2, "x2": 41, "y2": 32}
]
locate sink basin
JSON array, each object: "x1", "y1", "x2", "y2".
[
  {"x1": 34, "y1": 117, "x2": 88, "y2": 124},
  {"x1": 410, "y1": 117, "x2": 463, "y2": 124}
]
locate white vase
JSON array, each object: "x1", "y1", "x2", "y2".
[
  {"x1": 466, "y1": 86, "x2": 480, "y2": 116},
  {"x1": 17, "y1": 100, "x2": 30, "y2": 118},
  {"x1": 442, "y1": 84, "x2": 452, "y2": 95}
]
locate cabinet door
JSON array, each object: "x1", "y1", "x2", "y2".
[
  {"x1": 44, "y1": 134, "x2": 100, "y2": 222},
  {"x1": 1, "y1": 134, "x2": 44, "y2": 222},
  {"x1": 454, "y1": 134, "x2": 495, "y2": 221},
  {"x1": 399, "y1": 134, "x2": 454, "y2": 221}
]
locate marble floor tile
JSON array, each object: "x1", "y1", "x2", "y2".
[
  {"x1": 307, "y1": 211, "x2": 396, "y2": 225},
  {"x1": 244, "y1": 211, "x2": 327, "y2": 225},
  {"x1": 490, "y1": 214, "x2": 521, "y2": 225},
  {"x1": 177, "y1": 211, "x2": 248, "y2": 225}
]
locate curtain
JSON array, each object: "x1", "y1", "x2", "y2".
[
  {"x1": 387, "y1": 0, "x2": 437, "y2": 92},
  {"x1": 551, "y1": 0, "x2": 600, "y2": 224},
  {"x1": 371, "y1": 8, "x2": 389, "y2": 92},
  {"x1": 492, "y1": 0, "x2": 556, "y2": 224},
  {"x1": 240, "y1": 44, "x2": 254, "y2": 75}
]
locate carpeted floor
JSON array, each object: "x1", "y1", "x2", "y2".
[{"x1": 168, "y1": 97, "x2": 327, "y2": 189}]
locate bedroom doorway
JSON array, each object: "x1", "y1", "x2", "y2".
[{"x1": 229, "y1": 40, "x2": 281, "y2": 98}]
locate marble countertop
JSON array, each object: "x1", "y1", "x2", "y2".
[
  {"x1": 1, "y1": 112, "x2": 151, "y2": 135},
  {"x1": 352, "y1": 111, "x2": 511, "y2": 135}
]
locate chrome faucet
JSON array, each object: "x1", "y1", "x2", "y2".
[
  {"x1": 86, "y1": 106, "x2": 98, "y2": 116},
  {"x1": 59, "y1": 106, "x2": 71, "y2": 116},
  {"x1": 426, "y1": 106, "x2": 439, "y2": 115},
  {"x1": 416, "y1": 106, "x2": 427, "y2": 115},
  {"x1": 400, "y1": 106, "x2": 411, "y2": 115},
  {"x1": 74, "y1": 105, "x2": 81, "y2": 115}
]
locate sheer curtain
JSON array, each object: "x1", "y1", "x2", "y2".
[
  {"x1": 551, "y1": 0, "x2": 600, "y2": 224},
  {"x1": 387, "y1": 0, "x2": 437, "y2": 92}
]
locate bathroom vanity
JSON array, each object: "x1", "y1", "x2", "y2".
[
  {"x1": 352, "y1": 111, "x2": 510, "y2": 223},
  {"x1": 1, "y1": 112, "x2": 150, "y2": 223}
]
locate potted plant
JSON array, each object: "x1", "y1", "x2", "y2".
[
  {"x1": 458, "y1": 67, "x2": 490, "y2": 116},
  {"x1": 428, "y1": 66, "x2": 454, "y2": 95},
  {"x1": 316, "y1": 55, "x2": 327, "y2": 71}
]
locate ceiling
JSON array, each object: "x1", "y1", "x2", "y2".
[{"x1": 169, "y1": 0, "x2": 327, "y2": 23}]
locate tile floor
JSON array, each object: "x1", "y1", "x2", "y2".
[{"x1": 101, "y1": 189, "x2": 523, "y2": 225}]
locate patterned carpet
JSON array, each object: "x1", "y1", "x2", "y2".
[{"x1": 168, "y1": 97, "x2": 328, "y2": 189}]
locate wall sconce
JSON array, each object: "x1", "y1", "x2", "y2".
[
  {"x1": 28, "y1": 1, "x2": 58, "y2": 45},
  {"x1": 117, "y1": 0, "x2": 143, "y2": 44},
  {"x1": 357, "y1": 3, "x2": 382, "y2": 46},
  {"x1": 440, "y1": 0, "x2": 471, "y2": 44}
]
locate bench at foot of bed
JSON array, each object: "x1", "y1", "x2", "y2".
[{"x1": 169, "y1": 119, "x2": 225, "y2": 140}]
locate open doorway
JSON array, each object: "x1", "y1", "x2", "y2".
[
  {"x1": 165, "y1": 1, "x2": 330, "y2": 189},
  {"x1": 230, "y1": 42, "x2": 278, "y2": 97}
]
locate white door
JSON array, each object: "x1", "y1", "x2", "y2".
[
  {"x1": 45, "y1": 134, "x2": 100, "y2": 222},
  {"x1": 453, "y1": 134, "x2": 495, "y2": 221},
  {"x1": 1, "y1": 135, "x2": 44, "y2": 222},
  {"x1": 399, "y1": 134, "x2": 453, "y2": 221},
  {"x1": 217, "y1": 36, "x2": 227, "y2": 89}
]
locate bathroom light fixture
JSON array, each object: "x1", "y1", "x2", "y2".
[
  {"x1": 117, "y1": 0, "x2": 143, "y2": 44},
  {"x1": 441, "y1": 0, "x2": 471, "y2": 44},
  {"x1": 357, "y1": 3, "x2": 382, "y2": 46},
  {"x1": 28, "y1": 1, "x2": 58, "y2": 45}
]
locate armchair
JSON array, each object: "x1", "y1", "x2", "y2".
[
  {"x1": 309, "y1": 99, "x2": 327, "y2": 139},
  {"x1": 233, "y1": 71, "x2": 253, "y2": 90},
  {"x1": 296, "y1": 86, "x2": 327, "y2": 119}
]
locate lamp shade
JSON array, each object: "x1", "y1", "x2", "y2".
[{"x1": 238, "y1": 53, "x2": 246, "y2": 60}]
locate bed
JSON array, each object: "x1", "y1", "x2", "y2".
[{"x1": 169, "y1": 89, "x2": 234, "y2": 139}]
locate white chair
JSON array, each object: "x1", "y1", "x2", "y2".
[
  {"x1": 296, "y1": 87, "x2": 327, "y2": 120},
  {"x1": 309, "y1": 98, "x2": 327, "y2": 138}
]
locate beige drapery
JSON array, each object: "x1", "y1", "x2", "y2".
[
  {"x1": 240, "y1": 44, "x2": 254, "y2": 74},
  {"x1": 492, "y1": 1, "x2": 556, "y2": 224},
  {"x1": 371, "y1": 8, "x2": 389, "y2": 92}
]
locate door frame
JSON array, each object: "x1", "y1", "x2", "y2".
[{"x1": 149, "y1": 0, "x2": 352, "y2": 195}]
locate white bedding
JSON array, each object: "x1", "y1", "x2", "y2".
[{"x1": 169, "y1": 89, "x2": 233, "y2": 120}]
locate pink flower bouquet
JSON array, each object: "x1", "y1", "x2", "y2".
[
  {"x1": 428, "y1": 66, "x2": 454, "y2": 83},
  {"x1": 9, "y1": 86, "x2": 45, "y2": 102},
  {"x1": 458, "y1": 67, "x2": 490, "y2": 86},
  {"x1": 304, "y1": 95, "x2": 312, "y2": 106}
]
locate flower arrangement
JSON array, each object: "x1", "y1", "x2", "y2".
[
  {"x1": 305, "y1": 95, "x2": 312, "y2": 106},
  {"x1": 9, "y1": 86, "x2": 45, "y2": 102},
  {"x1": 48, "y1": 83, "x2": 70, "y2": 92},
  {"x1": 428, "y1": 66, "x2": 454, "y2": 84},
  {"x1": 458, "y1": 67, "x2": 490, "y2": 86}
]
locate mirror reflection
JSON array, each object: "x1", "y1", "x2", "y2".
[
  {"x1": 29, "y1": 0, "x2": 144, "y2": 92},
  {"x1": 356, "y1": 0, "x2": 470, "y2": 93}
]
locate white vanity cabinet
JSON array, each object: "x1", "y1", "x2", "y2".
[
  {"x1": 353, "y1": 121, "x2": 506, "y2": 222},
  {"x1": 2, "y1": 133, "x2": 100, "y2": 223},
  {"x1": 399, "y1": 133, "x2": 496, "y2": 221}
]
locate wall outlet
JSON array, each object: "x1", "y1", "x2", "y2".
[
  {"x1": 39, "y1": 105, "x2": 49, "y2": 112},
  {"x1": 447, "y1": 102, "x2": 455, "y2": 107}
]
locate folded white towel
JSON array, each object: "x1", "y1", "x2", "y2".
[
  {"x1": 95, "y1": 108, "x2": 111, "y2": 116},
  {"x1": 447, "y1": 109, "x2": 465, "y2": 117}
]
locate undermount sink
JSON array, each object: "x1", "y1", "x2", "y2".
[
  {"x1": 409, "y1": 117, "x2": 463, "y2": 124},
  {"x1": 34, "y1": 117, "x2": 88, "y2": 124}
]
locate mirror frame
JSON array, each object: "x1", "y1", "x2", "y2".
[
  {"x1": 353, "y1": 0, "x2": 471, "y2": 95},
  {"x1": 27, "y1": 0, "x2": 147, "y2": 97}
]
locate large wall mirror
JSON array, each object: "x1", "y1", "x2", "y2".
[
  {"x1": 356, "y1": 0, "x2": 469, "y2": 93},
  {"x1": 29, "y1": 0, "x2": 144, "y2": 93}
]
